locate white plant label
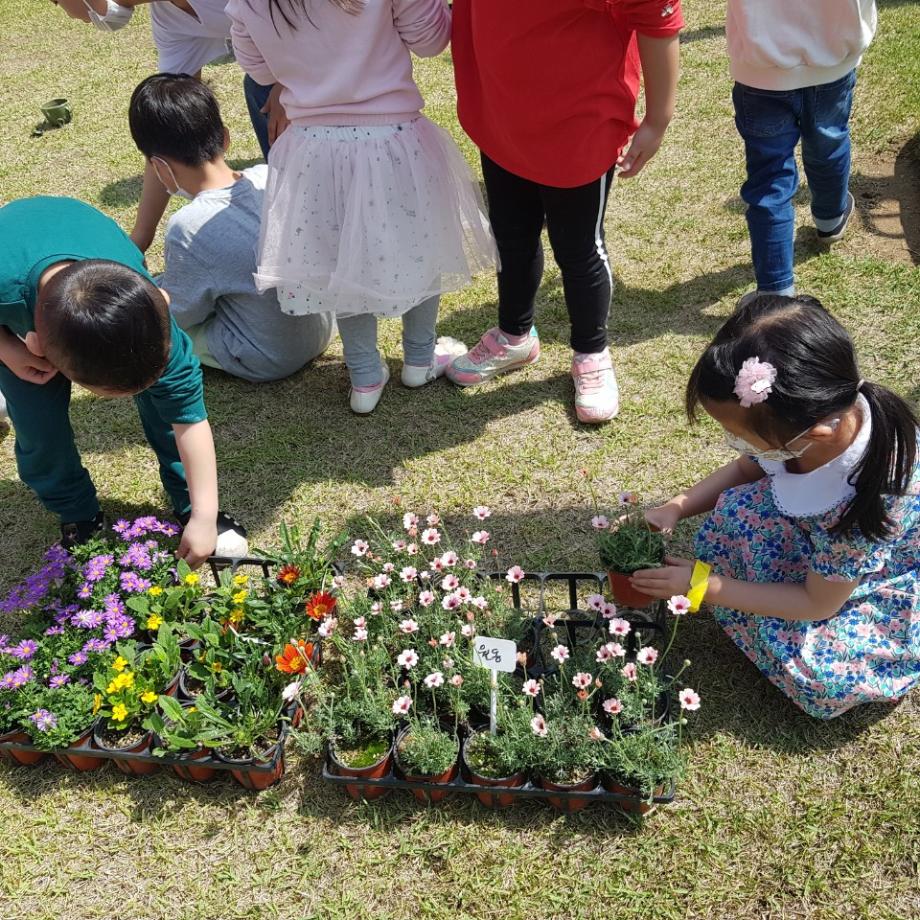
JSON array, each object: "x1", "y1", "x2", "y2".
[{"x1": 472, "y1": 636, "x2": 517, "y2": 673}]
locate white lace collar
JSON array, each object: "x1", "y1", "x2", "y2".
[{"x1": 761, "y1": 394, "x2": 872, "y2": 518}]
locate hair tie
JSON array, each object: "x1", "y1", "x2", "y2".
[
  {"x1": 857, "y1": 379, "x2": 865, "y2": 392},
  {"x1": 734, "y1": 357, "x2": 777, "y2": 408}
]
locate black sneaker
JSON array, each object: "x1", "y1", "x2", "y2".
[
  {"x1": 815, "y1": 192, "x2": 855, "y2": 244},
  {"x1": 177, "y1": 510, "x2": 249, "y2": 558},
  {"x1": 60, "y1": 511, "x2": 106, "y2": 549}
]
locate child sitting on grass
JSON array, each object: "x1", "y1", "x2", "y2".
[
  {"x1": 0, "y1": 196, "x2": 248, "y2": 564},
  {"x1": 631, "y1": 295, "x2": 919, "y2": 718},
  {"x1": 129, "y1": 73, "x2": 335, "y2": 383}
]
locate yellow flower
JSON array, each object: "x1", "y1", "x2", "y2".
[
  {"x1": 211, "y1": 661, "x2": 223, "y2": 673},
  {"x1": 232, "y1": 590, "x2": 248, "y2": 605},
  {"x1": 229, "y1": 607, "x2": 245, "y2": 624},
  {"x1": 232, "y1": 573, "x2": 249, "y2": 587},
  {"x1": 146, "y1": 613, "x2": 163, "y2": 631},
  {"x1": 184, "y1": 573, "x2": 200, "y2": 586},
  {"x1": 148, "y1": 586, "x2": 163, "y2": 597},
  {"x1": 92, "y1": 693, "x2": 102, "y2": 715},
  {"x1": 106, "y1": 680, "x2": 118, "y2": 695},
  {"x1": 112, "y1": 656, "x2": 128, "y2": 673},
  {"x1": 140, "y1": 691, "x2": 158, "y2": 704},
  {"x1": 187, "y1": 706, "x2": 196, "y2": 713},
  {"x1": 110, "y1": 672, "x2": 134, "y2": 692},
  {"x1": 111, "y1": 703, "x2": 128, "y2": 722}
]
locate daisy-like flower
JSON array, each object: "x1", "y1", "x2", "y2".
[
  {"x1": 442, "y1": 593, "x2": 462, "y2": 611},
  {"x1": 68, "y1": 651, "x2": 88, "y2": 667},
  {"x1": 505, "y1": 565, "x2": 525, "y2": 584},
  {"x1": 30, "y1": 709, "x2": 57, "y2": 732},
  {"x1": 317, "y1": 617, "x2": 338, "y2": 638},
  {"x1": 439, "y1": 631, "x2": 456, "y2": 648},
  {"x1": 668, "y1": 595, "x2": 692, "y2": 616},
  {"x1": 431, "y1": 558, "x2": 444, "y2": 573},
  {"x1": 397, "y1": 649, "x2": 419, "y2": 669},
  {"x1": 470, "y1": 530, "x2": 490, "y2": 545},
  {"x1": 602, "y1": 697, "x2": 623, "y2": 716},
  {"x1": 591, "y1": 515, "x2": 609, "y2": 530},
  {"x1": 426, "y1": 513, "x2": 441, "y2": 526},
  {"x1": 275, "y1": 640, "x2": 316, "y2": 674},
  {"x1": 450, "y1": 674, "x2": 463, "y2": 687},
  {"x1": 332, "y1": 574, "x2": 346, "y2": 589},
  {"x1": 596, "y1": 642, "x2": 625, "y2": 663},
  {"x1": 621, "y1": 662, "x2": 638, "y2": 682},
  {"x1": 587, "y1": 593, "x2": 605, "y2": 611},
  {"x1": 609, "y1": 618, "x2": 632, "y2": 637},
  {"x1": 398, "y1": 619, "x2": 419, "y2": 634},
  {"x1": 281, "y1": 680, "x2": 301, "y2": 703},
  {"x1": 572, "y1": 672, "x2": 592, "y2": 689},
  {"x1": 461, "y1": 624, "x2": 475, "y2": 638},
  {"x1": 353, "y1": 616, "x2": 367, "y2": 629},
  {"x1": 305, "y1": 591, "x2": 336, "y2": 621},
  {"x1": 392, "y1": 539, "x2": 407, "y2": 553},
  {"x1": 472, "y1": 506, "x2": 492, "y2": 521},
  {"x1": 464, "y1": 559, "x2": 477, "y2": 570},
  {"x1": 424, "y1": 671, "x2": 444, "y2": 688},
  {"x1": 456, "y1": 586, "x2": 472, "y2": 603},
  {"x1": 403, "y1": 512, "x2": 419, "y2": 531},
  {"x1": 602, "y1": 602, "x2": 618, "y2": 619},
  {"x1": 550, "y1": 644, "x2": 570, "y2": 664},
  {"x1": 9, "y1": 640, "x2": 38, "y2": 661},
  {"x1": 406, "y1": 543, "x2": 418, "y2": 556},
  {"x1": 421, "y1": 528, "x2": 441, "y2": 546},
  {"x1": 588, "y1": 726, "x2": 605, "y2": 741},
  {"x1": 637, "y1": 646, "x2": 659, "y2": 666},
  {"x1": 471, "y1": 595, "x2": 488, "y2": 610},
  {"x1": 522, "y1": 679, "x2": 540, "y2": 697},
  {"x1": 390, "y1": 600, "x2": 404, "y2": 613},
  {"x1": 418, "y1": 590, "x2": 435, "y2": 607},
  {"x1": 530, "y1": 714, "x2": 548, "y2": 737},
  {"x1": 440, "y1": 574, "x2": 460, "y2": 592},
  {"x1": 353, "y1": 627, "x2": 369, "y2": 642},
  {"x1": 49, "y1": 674, "x2": 70, "y2": 689},
  {"x1": 392, "y1": 695, "x2": 412, "y2": 716},
  {"x1": 370, "y1": 601, "x2": 383, "y2": 615},
  {"x1": 440, "y1": 551, "x2": 459, "y2": 568},
  {"x1": 382, "y1": 562, "x2": 395, "y2": 574},
  {"x1": 350, "y1": 539, "x2": 369, "y2": 557},
  {"x1": 372, "y1": 573, "x2": 391, "y2": 590},
  {"x1": 618, "y1": 491, "x2": 638, "y2": 505},
  {"x1": 442, "y1": 656, "x2": 455, "y2": 669},
  {"x1": 400, "y1": 566, "x2": 418, "y2": 583},
  {"x1": 679, "y1": 688, "x2": 701, "y2": 711}
]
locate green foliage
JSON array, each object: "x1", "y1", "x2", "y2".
[
  {"x1": 395, "y1": 717, "x2": 459, "y2": 777},
  {"x1": 597, "y1": 521, "x2": 665, "y2": 574},
  {"x1": 601, "y1": 724, "x2": 686, "y2": 797}
]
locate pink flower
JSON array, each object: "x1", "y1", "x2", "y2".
[
  {"x1": 506, "y1": 565, "x2": 525, "y2": 584},
  {"x1": 442, "y1": 656, "x2": 454, "y2": 669},
  {"x1": 530, "y1": 714, "x2": 548, "y2": 737},
  {"x1": 397, "y1": 649, "x2": 419, "y2": 669},
  {"x1": 591, "y1": 515, "x2": 609, "y2": 530},
  {"x1": 392, "y1": 539, "x2": 407, "y2": 553},
  {"x1": 522, "y1": 679, "x2": 540, "y2": 697},
  {"x1": 390, "y1": 600, "x2": 404, "y2": 613},
  {"x1": 400, "y1": 566, "x2": 418, "y2": 583},
  {"x1": 424, "y1": 671, "x2": 444, "y2": 688},
  {"x1": 621, "y1": 662, "x2": 638, "y2": 682},
  {"x1": 353, "y1": 616, "x2": 367, "y2": 629},
  {"x1": 543, "y1": 614, "x2": 558, "y2": 628},
  {"x1": 668, "y1": 595, "x2": 691, "y2": 616},
  {"x1": 679, "y1": 688, "x2": 701, "y2": 711},
  {"x1": 426, "y1": 513, "x2": 441, "y2": 526},
  {"x1": 441, "y1": 574, "x2": 460, "y2": 591},
  {"x1": 602, "y1": 697, "x2": 623, "y2": 715},
  {"x1": 450, "y1": 674, "x2": 463, "y2": 687},
  {"x1": 407, "y1": 543, "x2": 418, "y2": 556},
  {"x1": 609, "y1": 618, "x2": 631, "y2": 637},
  {"x1": 392, "y1": 695, "x2": 412, "y2": 716},
  {"x1": 399, "y1": 619, "x2": 419, "y2": 634},
  {"x1": 370, "y1": 601, "x2": 382, "y2": 615},
  {"x1": 382, "y1": 562, "x2": 395, "y2": 573},
  {"x1": 403, "y1": 513, "x2": 419, "y2": 531},
  {"x1": 473, "y1": 506, "x2": 492, "y2": 521},
  {"x1": 440, "y1": 551, "x2": 459, "y2": 568},
  {"x1": 418, "y1": 590, "x2": 435, "y2": 607},
  {"x1": 431, "y1": 558, "x2": 444, "y2": 572},
  {"x1": 734, "y1": 356, "x2": 777, "y2": 407},
  {"x1": 602, "y1": 602, "x2": 618, "y2": 620},
  {"x1": 596, "y1": 642, "x2": 625, "y2": 663},
  {"x1": 439, "y1": 631, "x2": 456, "y2": 647},
  {"x1": 350, "y1": 539, "x2": 369, "y2": 557},
  {"x1": 317, "y1": 617, "x2": 338, "y2": 638},
  {"x1": 618, "y1": 491, "x2": 637, "y2": 505},
  {"x1": 588, "y1": 726, "x2": 605, "y2": 741},
  {"x1": 461, "y1": 624, "x2": 475, "y2": 638},
  {"x1": 550, "y1": 644, "x2": 570, "y2": 664},
  {"x1": 332, "y1": 575, "x2": 346, "y2": 589},
  {"x1": 421, "y1": 528, "x2": 441, "y2": 546},
  {"x1": 372, "y1": 573, "x2": 391, "y2": 590},
  {"x1": 637, "y1": 646, "x2": 659, "y2": 666},
  {"x1": 464, "y1": 558, "x2": 477, "y2": 570},
  {"x1": 471, "y1": 595, "x2": 488, "y2": 610},
  {"x1": 471, "y1": 530, "x2": 490, "y2": 545},
  {"x1": 353, "y1": 627, "x2": 368, "y2": 641},
  {"x1": 442, "y1": 593, "x2": 462, "y2": 611},
  {"x1": 572, "y1": 671, "x2": 592, "y2": 689},
  {"x1": 587, "y1": 593, "x2": 605, "y2": 612}
]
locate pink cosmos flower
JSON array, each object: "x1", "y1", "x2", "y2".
[
  {"x1": 351, "y1": 539, "x2": 369, "y2": 557},
  {"x1": 530, "y1": 714, "x2": 548, "y2": 737},
  {"x1": 441, "y1": 574, "x2": 460, "y2": 591},
  {"x1": 679, "y1": 688, "x2": 701, "y2": 711},
  {"x1": 588, "y1": 726, "x2": 605, "y2": 741},
  {"x1": 602, "y1": 602, "x2": 618, "y2": 620},
  {"x1": 550, "y1": 644, "x2": 570, "y2": 664},
  {"x1": 461, "y1": 624, "x2": 475, "y2": 638},
  {"x1": 621, "y1": 662, "x2": 638, "y2": 682},
  {"x1": 450, "y1": 674, "x2": 463, "y2": 687},
  {"x1": 734, "y1": 357, "x2": 777, "y2": 408},
  {"x1": 403, "y1": 513, "x2": 419, "y2": 531},
  {"x1": 370, "y1": 601, "x2": 382, "y2": 615},
  {"x1": 471, "y1": 530, "x2": 490, "y2": 545},
  {"x1": 397, "y1": 649, "x2": 419, "y2": 669},
  {"x1": 418, "y1": 590, "x2": 435, "y2": 607},
  {"x1": 596, "y1": 642, "x2": 624, "y2": 663},
  {"x1": 424, "y1": 671, "x2": 445, "y2": 688},
  {"x1": 602, "y1": 697, "x2": 623, "y2": 715},
  {"x1": 587, "y1": 593, "x2": 605, "y2": 612},
  {"x1": 637, "y1": 646, "x2": 659, "y2": 666},
  {"x1": 392, "y1": 696, "x2": 412, "y2": 716},
  {"x1": 440, "y1": 551, "x2": 459, "y2": 568},
  {"x1": 421, "y1": 528, "x2": 441, "y2": 546},
  {"x1": 392, "y1": 539, "x2": 407, "y2": 552},
  {"x1": 317, "y1": 617, "x2": 338, "y2": 638},
  {"x1": 543, "y1": 614, "x2": 558, "y2": 628},
  {"x1": 390, "y1": 600, "x2": 404, "y2": 613},
  {"x1": 454, "y1": 586, "x2": 470, "y2": 603},
  {"x1": 471, "y1": 595, "x2": 488, "y2": 610},
  {"x1": 399, "y1": 619, "x2": 419, "y2": 635},
  {"x1": 431, "y1": 558, "x2": 444, "y2": 572},
  {"x1": 372, "y1": 574, "x2": 391, "y2": 590},
  {"x1": 442, "y1": 593, "x2": 462, "y2": 611},
  {"x1": 407, "y1": 542, "x2": 418, "y2": 556},
  {"x1": 609, "y1": 618, "x2": 632, "y2": 637},
  {"x1": 464, "y1": 558, "x2": 477, "y2": 570},
  {"x1": 572, "y1": 672, "x2": 592, "y2": 689},
  {"x1": 591, "y1": 515, "x2": 609, "y2": 530},
  {"x1": 668, "y1": 595, "x2": 691, "y2": 616},
  {"x1": 353, "y1": 616, "x2": 367, "y2": 629},
  {"x1": 353, "y1": 627, "x2": 368, "y2": 641},
  {"x1": 426, "y1": 513, "x2": 441, "y2": 526},
  {"x1": 506, "y1": 565, "x2": 525, "y2": 584},
  {"x1": 522, "y1": 679, "x2": 540, "y2": 697},
  {"x1": 473, "y1": 506, "x2": 492, "y2": 521},
  {"x1": 382, "y1": 562, "x2": 395, "y2": 574},
  {"x1": 439, "y1": 631, "x2": 456, "y2": 647}
]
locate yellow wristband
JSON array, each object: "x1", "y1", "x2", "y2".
[{"x1": 686, "y1": 560, "x2": 711, "y2": 613}]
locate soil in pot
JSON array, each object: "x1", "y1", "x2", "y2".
[
  {"x1": 93, "y1": 724, "x2": 159, "y2": 776},
  {"x1": 177, "y1": 670, "x2": 231, "y2": 703},
  {"x1": 0, "y1": 730, "x2": 47, "y2": 767},
  {"x1": 54, "y1": 725, "x2": 106, "y2": 772},
  {"x1": 607, "y1": 571, "x2": 656, "y2": 610},
  {"x1": 462, "y1": 731, "x2": 526, "y2": 809},
  {"x1": 395, "y1": 729, "x2": 459, "y2": 804},
  {"x1": 538, "y1": 769, "x2": 598, "y2": 813},
  {"x1": 329, "y1": 735, "x2": 393, "y2": 801},
  {"x1": 601, "y1": 775, "x2": 664, "y2": 815}
]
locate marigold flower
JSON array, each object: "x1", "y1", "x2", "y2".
[
  {"x1": 275, "y1": 640, "x2": 315, "y2": 674},
  {"x1": 232, "y1": 590, "x2": 248, "y2": 605},
  {"x1": 148, "y1": 586, "x2": 163, "y2": 597},
  {"x1": 276, "y1": 564, "x2": 301, "y2": 586},
  {"x1": 305, "y1": 591, "x2": 336, "y2": 621}
]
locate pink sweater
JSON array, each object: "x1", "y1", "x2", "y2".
[{"x1": 227, "y1": 0, "x2": 450, "y2": 126}]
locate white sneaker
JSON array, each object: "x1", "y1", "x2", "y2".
[
  {"x1": 402, "y1": 336, "x2": 468, "y2": 388},
  {"x1": 350, "y1": 361, "x2": 390, "y2": 414},
  {"x1": 572, "y1": 349, "x2": 620, "y2": 424},
  {"x1": 0, "y1": 392, "x2": 7, "y2": 422}
]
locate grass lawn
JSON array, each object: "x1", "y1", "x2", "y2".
[{"x1": 2, "y1": 2, "x2": 920, "y2": 918}]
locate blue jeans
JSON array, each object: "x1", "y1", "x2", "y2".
[
  {"x1": 732, "y1": 70, "x2": 856, "y2": 293},
  {"x1": 244, "y1": 74, "x2": 273, "y2": 160}
]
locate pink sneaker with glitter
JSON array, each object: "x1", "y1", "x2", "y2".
[{"x1": 446, "y1": 327, "x2": 540, "y2": 386}]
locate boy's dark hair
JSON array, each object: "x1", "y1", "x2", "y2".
[
  {"x1": 686, "y1": 294, "x2": 918, "y2": 541},
  {"x1": 37, "y1": 261, "x2": 171, "y2": 393},
  {"x1": 129, "y1": 73, "x2": 225, "y2": 166}
]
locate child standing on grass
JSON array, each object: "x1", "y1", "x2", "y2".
[
  {"x1": 227, "y1": 0, "x2": 495, "y2": 414},
  {"x1": 726, "y1": 0, "x2": 877, "y2": 297},
  {"x1": 446, "y1": 0, "x2": 683, "y2": 424},
  {"x1": 631, "y1": 295, "x2": 919, "y2": 719}
]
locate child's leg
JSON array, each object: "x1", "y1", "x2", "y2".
[
  {"x1": 243, "y1": 74, "x2": 272, "y2": 161},
  {"x1": 337, "y1": 314, "x2": 384, "y2": 388},
  {"x1": 134, "y1": 393, "x2": 191, "y2": 517},
  {"x1": 401, "y1": 295, "x2": 439, "y2": 369},
  {"x1": 732, "y1": 82, "x2": 803, "y2": 295},
  {"x1": 800, "y1": 71, "x2": 856, "y2": 234},
  {"x1": 0, "y1": 365, "x2": 99, "y2": 523}
]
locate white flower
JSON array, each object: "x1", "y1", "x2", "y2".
[
  {"x1": 505, "y1": 565, "x2": 525, "y2": 584},
  {"x1": 406, "y1": 543, "x2": 418, "y2": 556},
  {"x1": 461, "y1": 624, "x2": 475, "y2": 638},
  {"x1": 679, "y1": 688, "x2": 701, "y2": 711},
  {"x1": 442, "y1": 593, "x2": 462, "y2": 611},
  {"x1": 440, "y1": 574, "x2": 460, "y2": 591},
  {"x1": 426, "y1": 513, "x2": 441, "y2": 526},
  {"x1": 471, "y1": 530, "x2": 490, "y2": 545},
  {"x1": 471, "y1": 595, "x2": 488, "y2": 610},
  {"x1": 390, "y1": 600, "x2": 404, "y2": 613},
  {"x1": 440, "y1": 551, "x2": 459, "y2": 568},
  {"x1": 398, "y1": 619, "x2": 419, "y2": 635},
  {"x1": 421, "y1": 528, "x2": 441, "y2": 546},
  {"x1": 608, "y1": 617, "x2": 632, "y2": 637},
  {"x1": 439, "y1": 631, "x2": 456, "y2": 648},
  {"x1": 418, "y1": 590, "x2": 435, "y2": 607},
  {"x1": 397, "y1": 649, "x2": 419, "y2": 669},
  {"x1": 281, "y1": 680, "x2": 301, "y2": 703},
  {"x1": 587, "y1": 593, "x2": 605, "y2": 611},
  {"x1": 603, "y1": 697, "x2": 623, "y2": 716},
  {"x1": 353, "y1": 627, "x2": 368, "y2": 641},
  {"x1": 473, "y1": 506, "x2": 492, "y2": 521},
  {"x1": 353, "y1": 616, "x2": 367, "y2": 629},
  {"x1": 370, "y1": 601, "x2": 382, "y2": 615},
  {"x1": 400, "y1": 566, "x2": 418, "y2": 583},
  {"x1": 591, "y1": 515, "x2": 609, "y2": 530},
  {"x1": 530, "y1": 714, "x2": 548, "y2": 737},
  {"x1": 637, "y1": 646, "x2": 659, "y2": 666},
  {"x1": 403, "y1": 512, "x2": 419, "y2": 531},
  {"x1": 550, "y1": 644, "x2": 570, "y2": 664},
  {"x1": 424, "y1": 671, "x2": 445, "y2": 689},
  {"x1": 372, "y1": 573, "x2": 391, "y2": 590},
  {"x1": 450, "y1": 674, "x2": 463, "y2": 687},
  {"x1": 392, "y1": 539, "x2": 407, "y2": 552},
  {"x1": 350, "y1": 539, "x2": 369, "y2": 557},
  {"x1": 382, "y1": 562, "x2": 395, "y2": 574},
  {"x1": 392, "y1": 695, "x2": 412, "y2": 716},
  {"x1": 332, "y1": 575, "x2": 346, "y2": 589},
  {"x1": 668, "y1": 595, "x2": 691, "y2": 616},
  {"x1": 317, "y1": 617, "x2": 338, "y2": 638},
  {"x1": 572, "y1": 671, "x2": 592, "y2": 689},
  {"x1": 522, "y1": 679, "x2": 540, "y2": 697}
]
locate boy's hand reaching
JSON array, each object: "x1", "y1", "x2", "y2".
[
  {"x1": 0, "y1": 333, "x2": 57, "y2": 384},
  {"x1": 177, "y1": 514, "x2": 217, "y2": 570},
  {"x1": 262, "y1": 84, "x2": 290, "y2": 146}
]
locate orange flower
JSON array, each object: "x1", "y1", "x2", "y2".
[
  {"x1": 275, "y1": 640, "x2": 315, "y2": 674},
  {"x1": 305, "y1": 591, "x2": 336, "y2": 621},
  {"x1": 277, "y1": 564, "x2": 301, "y2": 586}
]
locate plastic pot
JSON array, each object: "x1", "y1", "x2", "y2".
[
  {"x1": 538, "y1": 772, "x2": 597, "y2": 813},
  {"x1": 395, "y1": 727, "x2": 459, "y2": 804},
  {"x1": 215, "y1": 744, "x2": 285, "y2": 790},
  {"x1": 461, "y1": 731, "x2": 526, "y2": 809},
  {"x1": 328, "y1": 736, "x2": 393, "y2": 801},
  {"x1": 607, "y1": 571, "x2": 656, "y2": 610},
  {"x1": 92, "y1": 725, "x2": 159, "y2": 776},
  {"x1": 54, "y1": 725, "x2": 106, "y2": 772},
  {"x1": 601, "y1": 776, "x2": 663, "y2": 815},
  {"x1": 0, "y1": 730, "x2": 46, "y2": 766},
  {"x1": 171, "y1": 747, "x2": 218, "y2": 783}
]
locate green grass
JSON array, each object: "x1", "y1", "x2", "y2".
[{"x1": 2, "y1": 2, "x2": 920, "y2": 918}]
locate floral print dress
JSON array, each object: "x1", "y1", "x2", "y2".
[{"x1": 695, "y1": 419, "x2": 920, "y2": 719}]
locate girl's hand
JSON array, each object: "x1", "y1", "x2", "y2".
[
  {"x1": 616, "y1": 118, "x2": 667, "y2": 178},
  {"x1": 630, "y1": 555, "x2": 693, "y2": 599},
  {"x1": 262, "y1": 84, "x2": 290, "y2": 146},
  {"x1": 177, "y1": 514, "x2": 217, "y2": 570},
  {"x1": 644, "y1": 503, "x2": 681, "y2": 535}
]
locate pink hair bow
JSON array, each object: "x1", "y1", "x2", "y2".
[{"x1": 734, "y1": 357, "x2": 777, "y2": 408}]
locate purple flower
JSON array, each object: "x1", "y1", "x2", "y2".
[
  {"x1": 83, "y1": 554, "x2": 114, "y2": 583},
  {"x1": 119, "y1": 572, "x2": 151, "y2": 594},
  {"x1": 49, "y1": 674, "x2": 70, "y2": 689},
  {"x1": 113, "y1": 519, "x2": 131, "y2": 537},
  {"x1": 0, "y1": 546, "x2": 71, "y2": 613},
  {"x1": 9, "y1": 640, "x2": 38, "y2": 661},
  {"x1": 29, "y1": 709, "x2": 57, "y2": 732},
  {"x1": 108, "y1": 615, "x2": 135, "y2": 639},
  {"x1": 44, "y1": 625, "x2": 66, "y2": 637},
  {"x1": 72, "y1": 609, "x2": 104, "y2": 630},
  {"x1": 3, "y1": 665, "x2": 35, "y2": 689},
  {"x1": 119, "y1": 543, "x2": 153, "y2": 572},
  {"x1": 103, "y1": 594, "x2": 125, "y2": 617},
  {"x1": 68, "y1": 651, "x2": 89, "y2": 667},
  {"x1": 0, "y1": 672, "x2": 16, "y2": 690},
  {"x1": 82, "y1": 638, "x2": 110, "y2": 654},
  {"x1": 77, "y1": 583, "x2": 93, "y2": 600}
]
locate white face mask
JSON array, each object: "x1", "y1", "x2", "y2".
[
  {"x1": 724, "y1": 417, "x2": 840, "y2": 463},
  {"x1": 151, "y1": 157, "x2": 196, "y2": 200},
  {"x1": 83, "y1": 0, "x2": 134, "y2": 32}
]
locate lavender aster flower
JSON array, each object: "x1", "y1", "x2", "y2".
[
  {"x1": 29, "y1": 709, "x2": 57, "y2": 732},
  {"x1": 44, "y1": 625, "x2": 65, "y2": 637},
  {"x1": 113, "y1": 519, "x2": 131, "y2": 536},
  {"x1": 68, "y1": 651, "x2": 89, "y2": 667},
  {"x1": 119, "y1": 571, "x2": 151, "y2": 594},
  {"x1": 10, "y1": 666, "x2": 35, "y2": 689},
  {"x1": 49, "y1": 674, "x2": 70, "y2": 689},
  {"x1": 103, "y1": 594, "x2": 125, "y2": 617},
  {"x1": 0, "y1": 672, "x2": 16, "y2": 690},
  {"x1": 9, "y1": 640, "x2": 38, "y2": 661},
  {"x1": 82, "y1": 638, "x2": 110, "y2": 654},
  {"x1": 77, "y1": 583, "x2": 93, "y2": 600},
  {"x1": 72, "y1": 609, "x2": 104, "y2": 630},
  {"x1": 83, "y1": 554, "x2": 114, "y2": 583}
]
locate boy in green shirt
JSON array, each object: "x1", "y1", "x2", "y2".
[{"x1": 0, "y1": 196, "x2": 247, "y2": 564}]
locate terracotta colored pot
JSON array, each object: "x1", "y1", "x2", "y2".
[
  {"x1": 601, "y1": 776, "x2": 663, "y2": 815},
  {"x1": 54, "y1": 726, "x2": 106, "y2": 772},
  {"x1": 329, "y1": 738, "x2": 393, "y2": 801},
  {"x1": 0, "y1": 730, "x2": 46, "y2": 766},
  {"x1": 607, "y1": 571, "x2": 656, "y2": 610},
  {"x1": 92, "y1": 726, "x2": 159, "y2": 776},
  {"x1": 171, "y1": 747, "x2": 218, "y2": 783},
  {"x1": 461, "y1": 732, "x2": 526, "y2": 809},
  {"x1": 217, "y1": 746, "x2": 285, "y2": 790},
  {"x1": 395, "y1": 729, "x2": 459, "y2": 804},
  {"x1": 538, "y1": 773, "x2": 597, "y2": 813}
]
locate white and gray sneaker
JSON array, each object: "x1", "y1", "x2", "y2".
[{"x1": 402, "y1": 336, "x2": 468, "y2": 388}]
